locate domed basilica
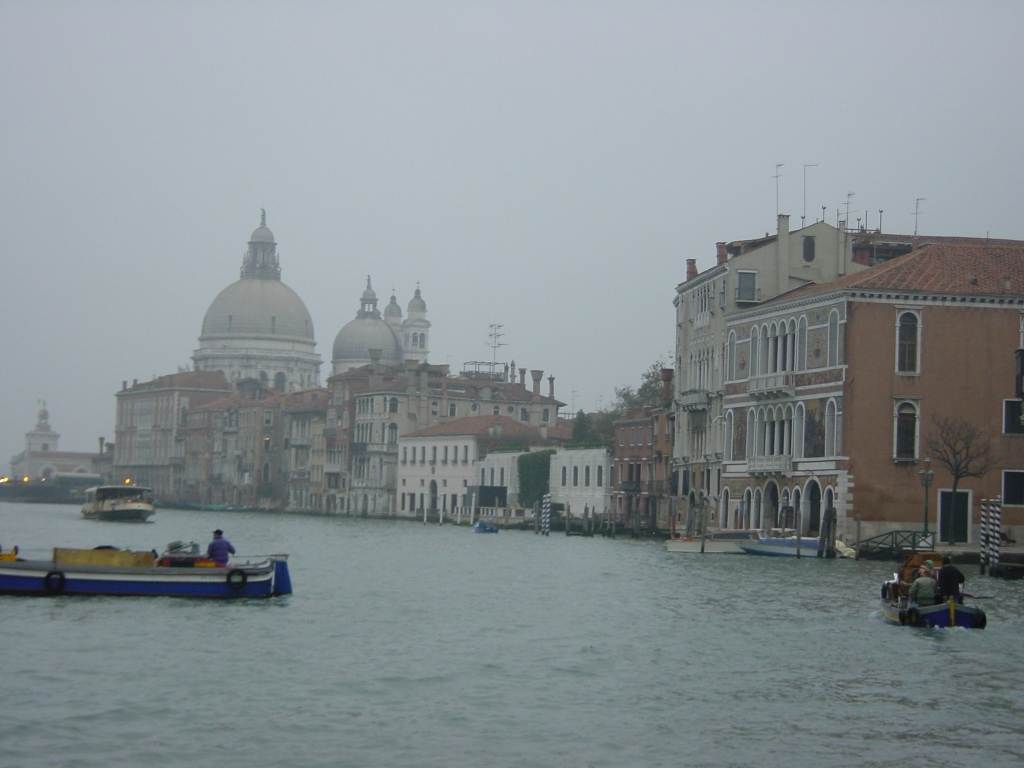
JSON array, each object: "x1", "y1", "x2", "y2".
[
  {"x1": 332, "y1": 277, "x2": 431, "y2": 375},
  {"x1": 193, "y1": 212, "x2": 322, "y2": 390},
  {"x1": 192, "y1": 213, "x2": 432, "y2": 389}
]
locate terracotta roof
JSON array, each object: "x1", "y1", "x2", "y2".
[
  {"x1": 766, "y1": 241, "x2": 1024, "y2": 305},
  {"x1": 404, "y1": 414, "x2": 541, "y2": 439},
  {"x1": 121, "y1": 370, "x2": 230, "y2": 394},
  {"x1": 279, "y1": 388, "x2": 330, "y2": 412},
  {"x1": 852, "y1": 232, "x2": 1023, "y2": 249}
]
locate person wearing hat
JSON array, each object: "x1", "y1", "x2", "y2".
[
  {"x1": 206, "y1": 529, "x2": 236, "y2": 567},
  {"x1": 908, "y1": 560, "x2": 938, "y2": 605}
]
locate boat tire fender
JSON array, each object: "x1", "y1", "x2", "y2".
[
  {"x1": 226, "y1": 568, "x2": 247, "y2": 591},
  {"x1": 974, "y1": 611, "x2": 987, "y2": 629},
  {"x1": 43, "y1": 571, "x2": 66, "y2": 595},
  {"x1": 906, "y1": 607, "x2": 920, "y2": 627}
]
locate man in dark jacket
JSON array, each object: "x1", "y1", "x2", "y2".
[
  {"x1": 936, "y1": 555, "x2": 965, "y2": 603},
  {"x1": 207, "y1": 529, "x2": 236, "y2": 567}
]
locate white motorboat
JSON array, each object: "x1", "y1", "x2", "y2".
[{"x1": 81, "y1": 485, "x2": 155, "y2": 522}]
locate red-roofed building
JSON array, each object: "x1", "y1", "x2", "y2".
[{"x1": 719, "y1": 241, "x2": 1024, "y2": 543}]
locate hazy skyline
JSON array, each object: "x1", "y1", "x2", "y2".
[{"x1": 2, "y1": 1, "x2": 1022, "y2": 463}]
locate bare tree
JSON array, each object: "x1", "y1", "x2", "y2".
[{"x1": 926, "y1": 416, "x2": 994, "y2": 536}]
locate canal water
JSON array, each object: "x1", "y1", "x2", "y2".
[{"x1": 2, "y1": 501, "x2": 1023, "y2": 768}]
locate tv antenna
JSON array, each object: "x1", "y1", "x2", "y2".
[
  {"x1": 912, "y1": 197, "x2": 926, "y2": 235},
  {"x1": 801, "y1": 163, "x2": 818, "y2": 227},
  {"x1": 773, "y1": 163, "x2": 784, "y2": 215},
  {"x1": 487, "y1": 323, "x2": 507, "y2": 370}
]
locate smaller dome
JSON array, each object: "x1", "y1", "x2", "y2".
[
  {"x1": 332, "y1": 316, "x2": 402, "y2": 364},
  {"x1": 250, "y1": 225, "x2": 275, "y2": 243},
  {"x1": 407, "y1": 286, "x2": 427, "y2": 313},
  {"x1": 384, "y1": 294, "x2": 402, "y2": 320}
]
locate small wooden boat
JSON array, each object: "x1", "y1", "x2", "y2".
[
  {"x1": 665, "y1": 530, "x2": 761, "y2": 554},
  {"x1": 0, "y1": 545, "x2": 291, "y2": 599},
  {"x1": 879, "y1": 552, "x2": 986, "y2": 629},
  {"x1": 81, "y1": 485, "x2": 155, "y2": 522}
]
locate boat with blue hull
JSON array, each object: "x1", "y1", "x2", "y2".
[
  {"x1": 879, "y1": 552, "x2": 986, "y2": 629},
  {"x1": 0, "y1": 546, "x2": 291, "y2": 599},
  {"x1": 472, "y1": 520, "x2": 499, "y2": 533}
]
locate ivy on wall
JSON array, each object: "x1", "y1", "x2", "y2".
[{"x1": 517, "y1": 449, "x2": 555, "y2": 508}]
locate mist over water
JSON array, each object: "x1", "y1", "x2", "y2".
[{"x1": 2, "y1": 502, "x2": 1023, "y2": 768}]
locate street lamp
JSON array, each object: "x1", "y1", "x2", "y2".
[{"x1": 917, "y1": 458, "x2": 934, "y2": 537}]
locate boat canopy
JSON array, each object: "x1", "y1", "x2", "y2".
[{"x1": 87, "y1": 485, "x2": 154, "y2": 502}]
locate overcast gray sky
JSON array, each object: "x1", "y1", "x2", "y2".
[{"x1": 1, "y1": 0, "x2": 1021, "y2": 463}]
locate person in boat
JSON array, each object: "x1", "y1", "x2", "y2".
[
  {"x1": 206, "y1": 529, "x2": 236, "y2": 567},
  {"x1": 936, "y1": 555, "x2": 965, "y2": 603},
  {"x1": 908, "y1": 561, "x2": 938, "y2": 605}
]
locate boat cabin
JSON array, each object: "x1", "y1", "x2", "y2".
[{"x1": 85, "y1": 485, "x2": 154, "y2": 504}]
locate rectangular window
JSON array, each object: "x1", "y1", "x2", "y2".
[
  {"x1": 443, "y1": 446, "x2": 449, "y2": 463},
  {"x1": 431, "y1": 446, "x2": 437, "y2": 463},
  {"x1": 1003, "y1": 400, "x2": 1024, "y2": 434},
  {"x1": 499, "y1": 467, "x2": 505, "y2": 485},
  {"x1": 597, "y1": 466, "x2": 603, "y2": 486},
  {"x1": 1004, "y1": 471, "x2": 1024, "y2": 505},
  {"x1": 449, "y1": 402, "x2": 456, "y2": 417},
  {"x1": 737, "y1": 271, "x2": 757, "y2": 302},
  {"x1": 263, "y1": 410, "x2": 273, "y2": 427}
]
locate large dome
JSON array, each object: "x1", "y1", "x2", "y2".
[
  {"x1": 201, "y1": 278, "x2": 315, "y2": 340},
  {"x1": 332, "y1": 316, "x2": 402, "y2": 364}
]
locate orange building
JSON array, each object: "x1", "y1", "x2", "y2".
[{"x1": 720, "y1": 241, "x2": 1024, "y2": 544}]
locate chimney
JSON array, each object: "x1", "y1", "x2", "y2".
[
  {"x1": 716, "y1": 242, "x2": 727, "y2": 265},
  {"x1": 530, "y1": 370, "x2": 543, "y2": 395},
  {"x1": 686, "y1": 258, "x2": 698, "y2": 281},
  {"x1": 777, "y1": 214, "x2": 790, "y2": 290},
  {"x1": 503, "y1": 363, "x2": 509, "y2": 381},
  {"x1": 548, "y1": 375, "x2": 554, "y2": 399},
  {"x1": 132, "y1": 378, "x2": 138, "y2": 387},
  {"x1": 660, "y1": 368, "x2": 674, "y2": 404},
  {"x1": 519, "y1": 368, "x2": 527, "y2": 387},
  {"x1": 122, "y1": 380, "x2": 127, "y2": 391},
  {"x1": 510, "y1": 360, "x2": 516, "y2": 382},
  {"x1": 98, "y1": 436, "x2": 105, "y2": 455}
]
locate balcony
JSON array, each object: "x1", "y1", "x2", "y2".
[
  {"x1": 748, "y1": 372, "x2": 795, "y2": 399},
  {"x1": 620, "y1": 480, "x2": 641, "y2": 493},
  {"x1": 290, "y1": 435, "x2": 311, "y2": 447},
  {"x1": 678, "y1": 389, "x2": 710, "y2": 411},
  {"x1": 748, "y1": 455, "x2": 792, "y2": 474}
]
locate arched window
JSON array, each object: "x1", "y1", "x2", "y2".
[
  {"x1": 573, "y1": 466, "x2": 579, "y2": 486},
  {"x1": 794, "y1": 403, "x2": 805, "y2": 459},
  {"x1": 897, "y1": 312, "x2": 919, "y2": 373},
  {"x1": 389, "y1": 397, "x2": 398, "y2": 413},
  {"x1": 725, "y1": 410, "x2": 734, "y2": 461},
  {"x1": 825, "y1": 400, "x2": 837, "y2": 456},
  {"x1": 827, "y1": 311, "x2": 839, "y2": 367},
  {"x1": 797, "y1": 316, "x2": 807, "y2": 371},
  {"x1": 750, "y1": 331, "x2": 758, "y2": 377},
  {"x1": 721, "y1": 488, "x2": 730, "y2": 528},
  {"x1": 746, "y1": 409, "x2": 755, "y2": 459},
  {"x1": 561, "y1": 466, "x2": 567, "y2": 486},
  {"x1": 584, "y1": 466, "x2": 591, "y2": 486},
  {"x1": 728, "y1": 332, "x2": 736, "y2": 381},
  {"x1": 387, "y1": 423, "x2": 398, "y2": 444},
  {"x1": 895, "y1": 402, "x2": 918, "y2": 460}
]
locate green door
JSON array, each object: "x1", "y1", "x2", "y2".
[{"x1": 939, "y1": 491, "x2": 969, "y2": 544}]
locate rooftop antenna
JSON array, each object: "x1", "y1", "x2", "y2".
[
  {"x1": 487, "y1": 323, "x2": 506, "y2": 374},
  {"x1": 773, "y1": 163, "x2": 784, "y2": 215},
  {"x1": 802, "y1": 163, "x2": 818, "y2": 227},
  {"x1": 878, "y1": 209, "x2": 884, "y2": 233},
  {"x1": 821, "y1": 205, "x2": 827, "y2": 223},
  {"x1": 913, "y1": 197, "x2": 926, "y2": 235}
]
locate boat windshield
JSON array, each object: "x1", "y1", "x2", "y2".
[{"x1": 95, "y1": 486, "x2": 153, "y2": 502}]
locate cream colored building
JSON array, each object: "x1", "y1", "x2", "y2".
[{"x1": 549, "y1": 447, "x2": 611, "y2": 518}]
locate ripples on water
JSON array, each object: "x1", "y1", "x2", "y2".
[{"x1": 2, "y1": 503, "x2": 1023, "y2": 768}]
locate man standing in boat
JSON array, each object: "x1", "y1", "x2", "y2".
[
  {"x1": 207, "y1": 529, "x2": 236, "y2": 567},
  {"x1": 936, "y1": 555, "x2": 966, "y2": 603},
  {"x1": 908, "y1": 561, "x2": 938, "y2": 605}
]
